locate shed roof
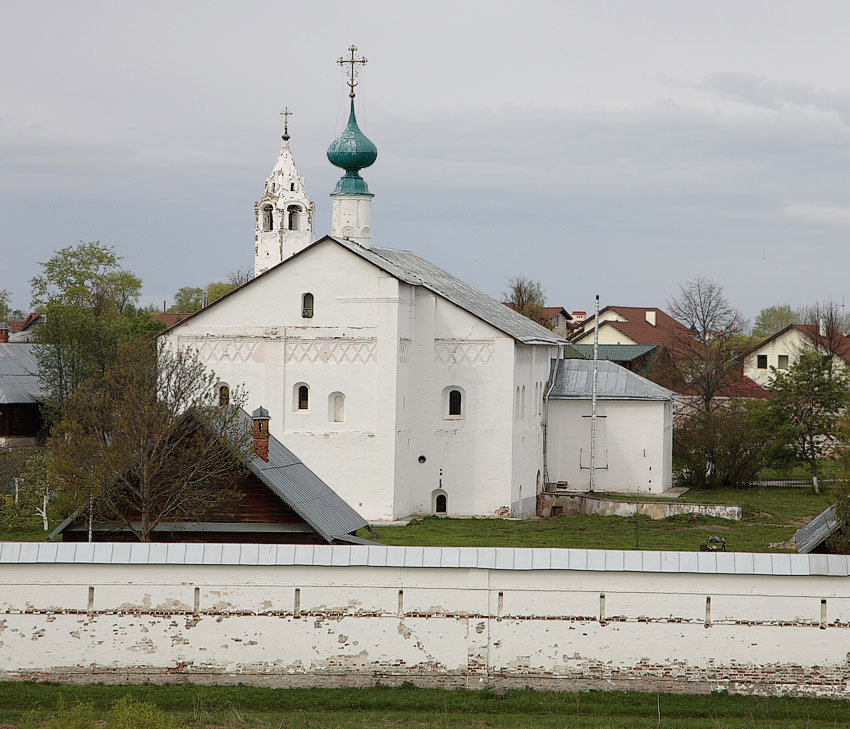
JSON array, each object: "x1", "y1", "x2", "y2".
[
  {"x1": 49, "y1": 408, "x2": 369, "y2": 544},
  {"x1": 548, "y1": 358, "x2": 674, "y2": 401},
  {"x1": 0, "y1": 343, "x2": 42, "y2": 404},
  {"x1": 569, "y1": 343, "x2": 658, "y2": 363},
  {"x1": 795, "y1": 505, "x2": 839, "y2": 554}
]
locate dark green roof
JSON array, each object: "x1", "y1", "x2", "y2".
[{"x1": 568, "y1": 343, "x2": 657, "y2": 363}]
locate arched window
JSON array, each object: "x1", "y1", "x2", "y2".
[
  {"x1": 217, "y1": 384, "x2": 230, "y2": 406},
  {"x1": 432, "y1": 489, "x2": 448, "y2": 515},
  {"x1": 287, "y1": 205, "x2": 301, "y2": 231},
  {"x1": 301, "y1": 293, "x2": 314, "y2": 318},
  {"x1": 329, "y1": 392, "x2": 345, "y2": 423},
  {"x1": 448, "y1": 389, "x2": 462, "y2": 416},
  {"x1": 294, "y1": 384, "x2": 309, "y2": 411},
  {"x1": 261, "y1": 204, "x2": 273, "y2": 232}
]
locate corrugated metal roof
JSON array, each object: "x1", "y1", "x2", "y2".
[
  {"x1": 1, "y1": 542, "x2": 842, "y2": 575},
  {"x1": 330, "y1": 238, "x2": 565, "y2": 346},
  {"x1": 548, "y1": 358, "x2": 674, "y2": 401},
  {"x1": 0, "y1": 343, "x2": 42, "y2": 404},
  {"x1": 570, "y1": 344, "x2": 657, "y2": 363},
  {"x1": 795, "y1": 505, "x2": 839, "y2": 554}
]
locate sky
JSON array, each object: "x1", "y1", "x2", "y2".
[{"x1": 3, "y1": 0, "x2": 850, "y2": 323}]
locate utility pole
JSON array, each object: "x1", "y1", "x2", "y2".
[{"x1": 590, "y1": 294, "x2": 600, "y2": 493}]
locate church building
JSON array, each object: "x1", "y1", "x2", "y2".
[{"x1": 162, "y1": 53, "x2": 566, "y2": 521}]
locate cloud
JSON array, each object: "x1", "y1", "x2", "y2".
[{"x1": 783, "y1": 203, "x2": 850, "y2": 225}]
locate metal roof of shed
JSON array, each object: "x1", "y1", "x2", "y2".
[
  {"x1": 795, "y1": 505, "x2": 839, "y2": 554},
  {"x1": 569, "y1": 343, "x2": 657, "y2": 363},
  {"x1": 1, "y1": 542, "x2": 847, "y2": 576},
  {"x1": 548, "y1": 358, "x2": 674, "y2": 401},
  {"x1": 0, "y1": 343, "x2": 42, "y2": 404}
]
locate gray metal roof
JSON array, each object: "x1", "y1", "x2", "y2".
[
  {"x1": 795, "y1": 505, "x2": 839, "y2": 554},
  {"x1": 548, "y1": 358, "x2": 674, "y2": 401},
  {"x1": 0, "y1": 343, "x2": 42, "y2": 404},
  {"x1": 328, "y1": 237, "x2": 565, "y2": 346},
  {"x1": 49, "y1": 409, "x2": 368, "y2": 544},
  {"x1": 569, "y1": 344, "x2": 658, "y2": 363},
  {"x1": 2, "y1": 542, "x2": 846, "y2": 576},
  {"x1": 244, "y1": 410, "x2": 368, "y2": 542}
]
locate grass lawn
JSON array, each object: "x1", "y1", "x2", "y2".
[
  {"x1": 0, "y1": 523, "x2": 52, "y2": 542},
  {"x1": 1, "y1": 682, "x2": 849, "y2": 728},
  {"x1": 362, "y1": 487, "x2": 834, "y2": 552}
]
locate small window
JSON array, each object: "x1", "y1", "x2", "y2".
[
  {"x1": 329, "y1": 392, "x2": 345, "y2": 423},
  {"x1": 287, "y1": 205, "x2": 301, "y2": 231},
  {"x1": 448, "y1": 389, "x2": 462, "y2": 416},
  {"x1": 297, "y1": 385, "x2": 309, "y2": 411},
  {"x1": 290, "y1": 182, "x2": 295, "y2": 191},
  {"x1": 217, "y1": 384, "x2": 230, "y2": 406},
  {"x1": 756, "y1": 354, "x2": 767, "y2": 369},
  {"x1": 435, "y1": 494, "x2": 447, "y2": 514},
  {"x1": 777, "y1": 354, "x2": 789, "y2": 370},
  {"x1": 261, "y1": 204, "x2": 273, "y2": 232},
  {"x1": 301, "y1": 292, "x2": 314, "y2": 319}
]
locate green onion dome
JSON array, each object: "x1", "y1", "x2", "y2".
[{"x1": 327, "y1": 100, "x2": 377, "y2": 195}]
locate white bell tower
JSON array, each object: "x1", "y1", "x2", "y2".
[{"x1": 254, "y1": 108, "x2": 315, "y2": 276}]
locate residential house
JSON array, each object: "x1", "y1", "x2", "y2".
[{"x1": 745, "y1": 324, "x2": 850, "y2": 387}]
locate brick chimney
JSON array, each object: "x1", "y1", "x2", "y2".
[
  {"x1": 251, "y1": 406, "x2": 271, "y2": 462},
  {"x1": 0, "y1": 322, "x2": 9, "y2": 344}
]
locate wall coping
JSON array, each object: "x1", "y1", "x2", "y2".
[{"x1": 1, "y1": 542, "x2": 847, "y2": 577}]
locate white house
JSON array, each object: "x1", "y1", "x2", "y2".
[
  {"x1": 546, "y1": 359, "x2": 674, "y2": 494},
  {"x1": 163, "y1": 97, "x2": 565, "y2": 522}
]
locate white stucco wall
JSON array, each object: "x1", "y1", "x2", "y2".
[
  {"x1": 548, "y1": 399, "x2": 672, "y2": 494},
  {"x1": 744, "y1": 328, "x2": 848, "y2": 386},
  {"x1": 2, "y1": 546, "x2": 850, "y2": 698},
  {"x1": 572, "y1": 321, "x2": 638, "y2": 346}
]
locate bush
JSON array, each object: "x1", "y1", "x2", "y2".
[
  {"x1": 673, "y1": 401, "x2": 770, "y2": 489},
  {"x1": 23, "y1": 695, "x2": 187, "y2": 729}
]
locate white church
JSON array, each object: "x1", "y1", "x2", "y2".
[{"x1": 163, "y1": 59, "x2": 673, "y2": 520}]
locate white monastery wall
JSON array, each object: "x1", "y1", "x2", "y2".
[
  {"x1": 3, "y1": 544, "x2": 850, "y2": 698},
  {"x1": 548, "y1": 399, "x2": 672, "y2": 494}
]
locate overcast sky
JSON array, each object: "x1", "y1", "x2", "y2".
[{"x1": 3, "y1": 1, "x2": 850, "y2": 322}]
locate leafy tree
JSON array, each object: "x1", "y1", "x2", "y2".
[
  {"x1": 0, "y1": 447, "x2": 52, "y2": 531},
  {"x1": 673, "y1": 400, "x2": 770, "y2": 489},
  {"x1": 752, "y1": 304, "x2": 799, "y2": 338},
  {"x1": 665, "y1": 276, "x2": 748, "y2": 412},
  {"x1": 49, "y1": 340, "x2": 254, "y2": 541},
  {"x1": 31, "y1": 241, "x2": 141, "y2": 318},
  {"x1": 170, "y1": 286, "x2": 205, "y2": 313},
  {"x1": 766, "y1": 351, "x2": 850, "y2": 494},
  {"x1": 504, "y1": 275, "x2": 551, "y2": 328},
  {"x1": 206, "y1": 280, "x2": 237, "y2": 303}
]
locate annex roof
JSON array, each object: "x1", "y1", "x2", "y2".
[
  {"x1": 159, "y1": 237, "x2": 566, "y2": 347},
  {"x1": 574, "y1": 306, "x2": 691, "y2": 347},
  {"x1": 548, "y1": 358, "x2": 674, "y2": 401},
  {"x1": 3, "y1": 542, "x2": 846, "y2": 576},
  {"x1": 795, "y1": 505, "x2": 839, "y2": 554},
  {"x1": 569, "y1": 343, "x2": 658, "y2": 363},
  {"x1": 0, "y1": 343, "x2": 42, "y2": 404},
  {"x1": 49, "y1": 408, "x2": 369, "y2": 544}
]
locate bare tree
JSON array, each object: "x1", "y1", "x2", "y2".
[
  {"x1": 49, "y1": 340, "x2": 254, "y2": 541},
  {"x1": 666, "y1": 276, "x2": 748, "y2": 412},
  {"x1": 227, "y1": 266, "x2": 253, "y2": 287},
  {"x1": 504, "y1": 275, "x2": 551, "y2": 328},
  {"x1": 798, "y1": 300, "x2": 850, "y2": 373}
]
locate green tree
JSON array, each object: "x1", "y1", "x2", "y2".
[
  {"x1": 766, "y1": 351, "x2": 850, "y2": 493},
  {"x1": 49, "y1": 340, "x2": 254, "y2": 541},
  {"x1": 30, "y1": 241, "x2": 141, "y2": 318},
  {"x1": 169, "y1": 281, "x2": 238, "y2": 313},
  {"x1": 0, "y1": 288, "x2": 12, "y2": 321},
  {"x1": 206, "y1": 280, "x2": 237, "y2": 303},
  {"x1": 504, "y1": 275, "x2": 551, "y2": 328},
  {"x1": 752, "y1": 304, "x2": 799, "y2": 338}
]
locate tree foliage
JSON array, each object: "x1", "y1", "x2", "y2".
[
  {"x1": 765, "y1": 351, "x2": 850, "y2": 493},
  {"x1": 169, "y1": 281, "x2": 239, "y2": 313},
  {"x1": 673, "y1": 401, "x2": 770, "y2": 489},
  {"x1": 797, "y1": 299, "x2": 850, "y2": 372},
  {"x1": 30, "y1": 242, "x2": 141, "y2": 319},
  {"x1": 503, "y1": 275, "x2": 551, "y2": 328},
  {"x1": 752, "y1": 304, "x2": 799, "y2": 338},
  {"x1": 48, "y1": 340, "x2": 254, "y2": 541},
  {"x1": 0, "y1": 447, "x2": 52, "y2": 531},
  {"x1": 665, "y1": 276, "x2": 748, "y2": 412}
]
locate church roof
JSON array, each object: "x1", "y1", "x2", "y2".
[
  {"x1": 158, "y1": 236, "x2": 566, "y2": 347},
  {"x1": 548, "y1": 358, "x2": 674, "y2": 401},
  {"x1": 331, "y1": 238, "x2": 566, "y2": 346}
]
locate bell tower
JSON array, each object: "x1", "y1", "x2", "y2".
[{"x1": 254, "y1": 108, "x2": 315, "y2": 276}]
